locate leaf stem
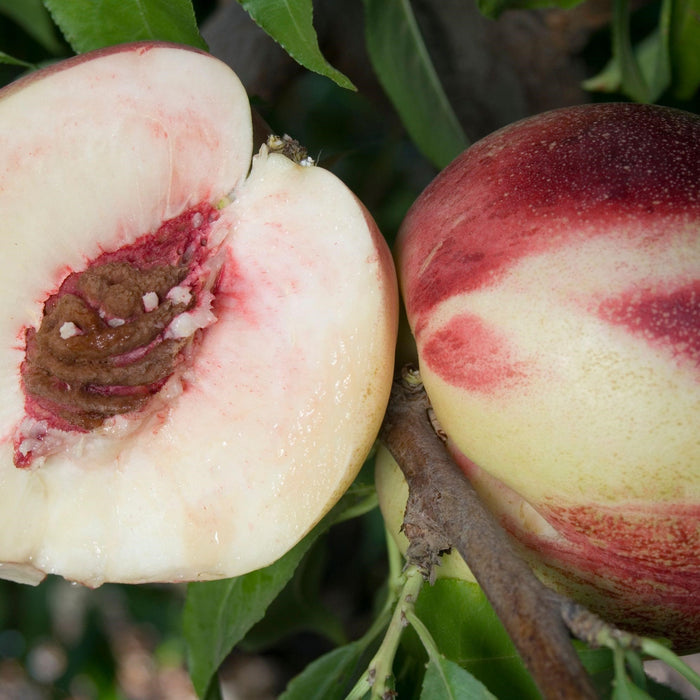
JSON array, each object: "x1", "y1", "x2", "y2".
[
  {"x1": 334, "y1": 489, "x2": 379, "y2": 524},
  {"x1": 405, "y1": 607, "x2": 440, "y2": 667},
  {"x1": 563, "y1": 599, "x2": 700, "y2": 695},
  {"x1": 345, "y1": 564, "x2": 425, "y2": 699},
  {"x1": 640, "y1": 639, "x2": 700, "y2": 691},
  {"x1": 385, "y1": 523, "x2": 404, "y2": 586},
  {"x1": 612, "y1": 645, "x2": 630, "y2": 693}
]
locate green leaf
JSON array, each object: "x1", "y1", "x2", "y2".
[
  {"x1": 583, "y1": 0, "x2": 675, "y2": 102},
  {"x1": 280, "y1": 641, "x2": 370, "y2": 699},
  {"x1": 363, "y1": 0, "x2": 468, "y2": 170},
  {"x1": 476, "y1": 0, "x2": 583, "y2": 20},
  {"x1": 406, "y1": 578, "x2": 541, "y2": 699},
  {"x1": 238, "y1": 0, "x2": 354, "y2": 90},
  {"x1": 582, "y1": 55, "x2": 624, "y2": 94},
  {"x1": 647, "y1": 0, "x2": 673, "y2": 98},
  {"x1": 183, "y1": 535, "x2": 321, "y2": 698},
  {"x1": 670, "y1": 0, "x2": 700, "y2": 98},
  {"x1": 0, "y1": 52, "x2": 35, "y2": 68},
  {"x1": 0, "y1": 0, "x2": 63, "y2": 53},
  {"x1": 42, "y1": 0, "x2": 207, "y2": 53},
  {"x1": 183, "y1": 479, "x2": 377, "y2": 698},
  {"x1": 202, "y1": 681, "x2": 223, "y2": 700},
  {"x1": 421, "y1": 656, "x2": 497, "y2": 700},
  {"x1": 612, "y1": 677, "x2": 656, "y2": 700},
  {"x1": 240, "y1": 537, "x2": 347, "y2": 652},
  {"x1": 576, "y1": 642, "x2": 614, "y2": 676},
  {"x1": 583, "y1": 27, "x2": 671, "y2": 101},
  {"x1": 612, "y1": 0, "x2": 651, "y2": 101}
]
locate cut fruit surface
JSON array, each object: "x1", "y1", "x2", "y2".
[{"x1": 0, "y1": 43, "x2": 398, "y2": 587}]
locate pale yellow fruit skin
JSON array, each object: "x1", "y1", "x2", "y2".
[
  {"x1": 396, "y1": 103, "x2": 700, "y2": 649},
  {"x1": 420, "y1": 229, "x2": 699, "y2": 507}
]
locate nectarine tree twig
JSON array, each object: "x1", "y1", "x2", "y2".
[
  {"x1": 559, "y1": 597, "x2": 700, "y2": 692},
  {"x1": 379, "y1": 366, "x2": 598, "y2": 700}
]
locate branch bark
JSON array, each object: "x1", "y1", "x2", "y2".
[{"x1": 379, "y1": 368, "x2": 598, "y2": 700}]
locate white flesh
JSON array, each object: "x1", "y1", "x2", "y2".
[{"x1": 0, "y1": 44, "x2": 396, "y2": 586}]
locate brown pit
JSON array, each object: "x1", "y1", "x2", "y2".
[
  {"x1": 21, "y1": 261, "x2": 193, "y2": 430},
  {"x1": 14, "y1": 204, "x2": 219, "y2": 468}
]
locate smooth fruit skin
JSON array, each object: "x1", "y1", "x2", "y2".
[
  {"x1": 397, "y1": 103, "x2": 700, "y2": 650},
  {"x1": 0, "y1": 43, "x2": 398, "y2": 587}
]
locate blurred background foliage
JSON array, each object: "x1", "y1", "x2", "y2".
[{"x1": 0, "y1": 0, "x2": 697, "y2": 698}]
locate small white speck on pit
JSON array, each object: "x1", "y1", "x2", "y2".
[
  {"x1": 167, "y1": 286, "x2": 192, "y2": 305},
  {"x1": 59, "y1": 321, "x2": 80, "y2": 339},
  {"x1": 142, "y1": 291, "x2": 159, "y2": 312}
]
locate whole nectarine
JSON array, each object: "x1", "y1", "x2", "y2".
[{"x1": 396, "y1": 103, "x2": 699, "y2": 650}]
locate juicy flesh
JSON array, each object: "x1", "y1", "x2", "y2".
[
  {"x1": 0, "y1": 43, "x2": 397, "y2": 586},
  {"x1": 16, "y1": 204, "x2": 221, "y2": 467},
  {"x1": 0, "y1": 148, "x2": 397, "y2": 586}
]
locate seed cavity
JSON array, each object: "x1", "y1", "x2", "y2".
[{"x1": 15, "y1": 205, "x2": 221, "y2": 467}]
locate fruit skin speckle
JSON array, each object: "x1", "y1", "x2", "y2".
[
  {"x1": 597, "y1": 281, "x2": 700, "y2": 370},
  {"x1": 454, "y1": 449, "x2": 700, "y2": 651},
  {"x1": 400, "y1": 103, "x2": 700, "y2": 328},
  {"x1": 397, "y1": 103, "x2": 700, "y2": 650}
]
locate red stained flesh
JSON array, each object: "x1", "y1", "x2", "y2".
[{"x1": 88, "y1": 204, "x2": 217, "y2": 271}]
